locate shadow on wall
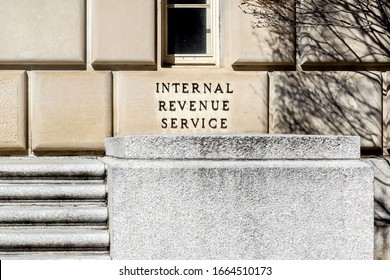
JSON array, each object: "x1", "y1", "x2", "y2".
[
  {"x1": 239, "y1": 1, "x2": 389, "y2": 150},
  {"x1": 239, "y1": 0, "x2": 390, "y2": 69},
  {"x1": 270, "y1": 71, "x2": 383, "y2": 148},
  {"x1": 238, "y1": 0, "x2": 296, "y2": 65}
]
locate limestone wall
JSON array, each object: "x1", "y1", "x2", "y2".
[{"x1": 0, "y1": 0, "x2": 388, "y2": 155}]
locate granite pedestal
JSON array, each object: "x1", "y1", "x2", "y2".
[{"x1": 105, "y1": 135, "x2": 373, "y2": 259}]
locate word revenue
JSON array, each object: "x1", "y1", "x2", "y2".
[
  {"x1": 156, "y1": 82, "x2": 234, "y2": 94},
  {"x1": 158, "y1": 100, "x2": 230, "y2": 112}
]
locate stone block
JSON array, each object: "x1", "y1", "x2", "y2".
[
  {"x1": 231, "y1": 0, "x2": 295, "y2": 67},
  {"x1": 0, "y1": 207, "x2": 107, "y2": 224},
  {"x1": 106, "y1": 134, "x2": 360, "y2": 160},
  {"x1": 297, "y1": 0, "x2": 390, "y2": 68},
  {"x1": 30, "y1": 72, "x2": 112, "y2": 153},
  {"x1": 106, "y1": 135, "x2": 373, "y2": 259},
  {"x1": 0, "y1": 71, "x2": 27, "y2": 152},
  {"x1": 114, "y1": 70, "x2": 268, "y2": 135},
  {"x1": 91, "y1": 0, "x2": 155, "y2": 68},
  {"x1": 0, "y1": 157, "x2": 105, "y2": 177},
  {"x1": 0, "y1": 184, "x2": 106, "y2": 201},
  {"x1": 0, "y1": 0, "x2": 85, "y2": 67},
  {"x1": 363, "y1": 157, "x2": 390, "y2": 260},
  {"x1": 269, "y1": 71, "x2": 382, "y2": 148},
  {"x1": 0, "y1": 229, "x2": 109, "y2": 249},
  {"x1": 375, "y1": 226, "x2": 390, "y2": 260}
]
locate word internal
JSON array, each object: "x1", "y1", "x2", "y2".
[{"x1": 156, "y1": 82, "x2": 234, "y2": 94}]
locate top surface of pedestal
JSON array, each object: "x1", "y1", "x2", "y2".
[{"x1": 105, "y1": 134, "x2": 360, "y2": 160}]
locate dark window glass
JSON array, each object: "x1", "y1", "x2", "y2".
[
  {"x1": 168, "y1": 0, "x2": 207, "y2": 4},
  {"x1": 167, "y1": 8, "x2": 207, "y2": 54}
]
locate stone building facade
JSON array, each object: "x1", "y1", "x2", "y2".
[
  {"x1": 0, "y1": 0, "x2": 389, "y2": 259},
  {"x1": 0, "y1": 0, "x2": 389, "y2": 154}
]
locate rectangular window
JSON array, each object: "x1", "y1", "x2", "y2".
[{"x1": 163, "y1": 0, "x2": 218, "y2": 65}]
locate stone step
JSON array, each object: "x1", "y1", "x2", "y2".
[
  {"x1": 0, "y1": 252, "x2": 111, "y2": 260},
  {"x1": 0, "y1": 157, "x2": 109, "y2": 259},
  {"x1": 0, "y1": 158, "x2": 105, "y2": 178},
  {"x1": 0, "y1": 229, "x2": 109, "y2": 250},
  {"x1": 0, "y1": 206, "x2": 107, "y2": 224},
  {"x1": 0, "y1": 183, "x2": 106, "y2": 201}
]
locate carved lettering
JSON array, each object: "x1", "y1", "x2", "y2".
[
  {"x1": 156, "y1": 82, "x2": 234, "y2": 131},
  {"x1": 161, "y1": 118, "x2": 229, "y2": 129},
  {"x1": 156, "y1": 82, "x2": 234, "y2": 94},
  {"x1": 157, "y1": 100, "x2": 231, "y2": 112}
]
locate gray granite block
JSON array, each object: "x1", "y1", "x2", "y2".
[
  {"x1": 105, "y1": 134, "x2": 360, "y2": 160},
  {"x1": 0, "y1": 183, "x2": 106, "y2": 201},
  {"x1": 0, "y1": 157, "x2": 105, "y2": 177},
  {"x1": 0, "y1": 229, "x2": 109, "y2": 249},
  {"x1": 0, "y1": 252, "x2": 111, "y2": 260},
  {"x1": 0, "y1": 207, "x2": 107, "y2": 224},
  {"x1": 107, "y1": 158, "x2": 373, "y2": 259}
]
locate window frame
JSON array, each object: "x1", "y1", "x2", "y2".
[{"x1": 162, "y1": 0, "x2": 219, "y2": 65}]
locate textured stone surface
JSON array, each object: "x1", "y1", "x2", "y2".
[
  {"x1": 0, "y1": 207, "x2": 107, "y2": 224},
  {"x1": 363, "y1": 157, "x2": 390, "y2": 260},
  {"x1": 0, "y1": 0, "x2": 85, "y2": 66},
  {"x1": 30, "y1": 71, "x2": 112, "y2": 153},
  {"x1": 0, "y1": 252, "x2": 111, "y2": 260},
  {"x1": 0, "y1": 158, "x2": 105, "y2": 177},
  {"x1": 0, "y1": 80, "x2": 17, "y2": 142},
  {"x1": 0, "y1": 229, "x2": 109, "y2": 248},
  {"x1": 270, "y1": 71, "x2": 382, "y2": 148},
  {"x1": 297, "y1": 0, "x2": 390, "y2": 68},
  {"x1": 0, "y1": 157, "x2": 109, "y2": 259},
  {"x1": 0, "y1": 71, "x2": 26, "y2": 152},
  {"x1": 231, "y1": 0, "x2": 295, "y2": 66},
  {"x1": 0, "y1": 184, "x2": 106, "y2": 200},
  {"x1": 91, "y1": 0, "x2": 155, "y2": 68},
  {"x1": 106, "y1": 134, "x2": 360, "y2": 160},
  {"x1": 107, "y1": 158, "x2": 373, "y2": 259},
  {"x1": 375, "y1": 226, "x2": 390, "y2": 260},
  {"x1": 114, "y1": 70, "x2": 268, "y2": 135}
]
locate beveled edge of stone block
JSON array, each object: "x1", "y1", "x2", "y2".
[{"x1": 105, "y1": 134, "x2": 361, "y2": 160}]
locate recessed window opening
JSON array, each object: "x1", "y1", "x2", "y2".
[{"x1": 164, "y1": 0, "x2": 217, "y2": 65}]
